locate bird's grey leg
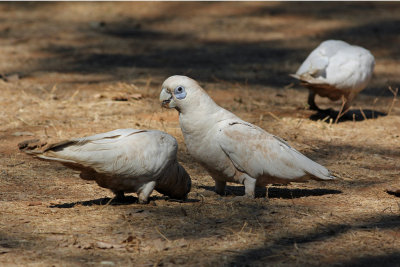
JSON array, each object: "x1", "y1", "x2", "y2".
[
  {"x1": 137, "y1": 181, "x2": 156, "y2": 204},
  {"x1": 243, "y1": 176, "x2": 256, "y2": 198},
  {"x1": 307, "y1": 90, "x2": 320, "y2": 111},
  {"x1": 113, "y1": 190, "x2": 125, "y2": 201},
  {"x1": 215, "y1": 180, "x2": 226, "y2": 195}
]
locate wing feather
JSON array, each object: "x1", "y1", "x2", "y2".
[
  {"x1": 217, "y1": 122, "x2": 334, "y2": 181},
  {"x1": 38, "y1": 129, "x2": 177, "y2": 178}
]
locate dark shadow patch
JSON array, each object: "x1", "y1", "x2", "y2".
[
  {"x1": 386, "y1": 188, "x2": 400, "y2": 197},
  {"x1": 50, "y1": 195, "x2": 199, "y2": 208},
  {"x1": 49, "y1": 196, "x2": 138, "y2": 208},
  {"x1": 309, "y1": 108, "x2": 387, "y2": 123},
  {"x1": 267, "y1": 187, "x2": 342, "y2": 199},
  {"x1": 200, "y1": 185, "x2": 341, "y2": 199},
  {"x1": 339, "y1": 252, "x2": 400, "y2": 267},
  {"x1": 151, "y1": 195, "x2": 200, "y2": 203}
]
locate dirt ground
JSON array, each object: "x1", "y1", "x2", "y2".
[{"x1": 0, "y1": 2, "x2": 399, "y2": 267}]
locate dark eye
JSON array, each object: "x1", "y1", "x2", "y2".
[{"x1": 177, "y1": 87, "x2": 183, "y2": 92}]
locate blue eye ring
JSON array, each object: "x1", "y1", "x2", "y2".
[{"x1": 174, "y1": 86, "x2": 187, "y2": 100}]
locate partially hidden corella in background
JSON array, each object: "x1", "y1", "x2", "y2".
[
  {"x1": 20, "y1": 129, "x2": 191, "y2": 203},
  {"x1": 291, "y1": 40, "x2": 375, "y2": 112},
  {"x1": 160, "y1": 75, "x2": 335, "y2": 198}
]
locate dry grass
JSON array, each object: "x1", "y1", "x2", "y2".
[{"x1": 0, "y1": 2, "x2": 399, "y2": 267}]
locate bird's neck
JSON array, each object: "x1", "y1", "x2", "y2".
[{"x1": 178, "y1": 97, "x2": 237, "y2": 136}]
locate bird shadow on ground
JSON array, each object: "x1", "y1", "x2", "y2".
[
  {"x1": 199, "y1": 185, "x2": 342, "y2": 199},
  {"x1": 309, "y1": 108, "x2": 387, "y2": 123},
  {"x1": 49, "y1": 196, "x2": 199, "y2": 208}
]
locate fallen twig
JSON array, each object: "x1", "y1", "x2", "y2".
[{"x1": 387, "y1": 86, "x2": 398, "y2": 115}]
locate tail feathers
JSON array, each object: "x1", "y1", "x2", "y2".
[
  {"x1": 19, "y1": 139, "x2": 77, "y2": 164},
  {"x1": 295, "y1": 151, "x2": 336, "y2": 181},
  {"x1": 306, "y1": 163, "x2": 337, "y2": 181},
  {"x1": 33, "y1": 154, "x2": 77, "y2": 164},
  {"x1": 311, "y1": 171, "x2": 337, "y2": 181},
  {"x1": 23, "y1": 150, "x2": 77, "y2": 164}
]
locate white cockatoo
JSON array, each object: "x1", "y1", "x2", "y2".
[
  {"x1": 160, "y1": 75, "x2": 335, "y2": 198},
  {"x1": 22, "y1": 129, "x2": 191, "y2": 203},
  {"x1": 291, "y1": 40, "x2": 375, "y2": 111}
]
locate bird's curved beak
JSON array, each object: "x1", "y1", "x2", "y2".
[{"x1": 160, "y1": 88, "x2": 175, "y2": 108}]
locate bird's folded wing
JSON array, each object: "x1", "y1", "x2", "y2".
[
  {"x1": 325, "y1": 52, "x2": 364, "y2": 88},
  {"x1": 41, "y1": 129, "x2": 173, "y2": 177},
  {"x1": 296, "y1": 52, "x2": 330, "y2": 78},
  {"x1": 217, "y1": 122, "x2": 332, "y2": 180}
]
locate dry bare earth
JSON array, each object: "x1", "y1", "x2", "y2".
[{"x1": 0, "y1": 2, "x2": 399, "y2": 267}]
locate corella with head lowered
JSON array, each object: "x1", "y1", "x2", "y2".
[
  {"x1": 291, "y1": 40, "x2": 375, "y2": 112},
  {"x1": 21, "y1": 129, "x2": 191, "y2": 203},
  {"x1": 160, "y1": 75, "x2": 335, "y2": 198}
]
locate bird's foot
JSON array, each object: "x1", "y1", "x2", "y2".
[
  {"x1": 215, "y1": 180, "x2": 226, "y2": 196},
  {"x1": 112, "y1": 191, "x2": 126, "y2": 203}
]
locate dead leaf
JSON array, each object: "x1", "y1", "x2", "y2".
[
  {"x1": 0, "y1": 247, "x2": 11, "y2": 254},
  {"x1": 18, "y1": 139, "x2": 47, "y2": 150},
  {"x1": 4, "y1": 73, "x2": 19, "y2": 82},
  {"x1": 112, "y1": 95, "x2": 128, "y2": 101},
  {"x1": 152, "y1": 238, "x2": 167, "y2": 251},
  {"x1": 12, "y1": 131, "x2": 34, "y2": 136},
  {"x1": 28, "y1": 201, "x2": 42, "y2": 206},
  {"x1": 173, "y1": 238, "x2": 187, "y2": 248},
  {"x1": 96, "y1": 241, "x2": 114, "y2": 249},
  {"x1": 96, "y1": 241, "x2": 124, "y2": 249},
  {"x1": 130, "y1": 93, "x2": 142, "y2": 100}
]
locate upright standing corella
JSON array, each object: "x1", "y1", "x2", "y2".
[
  {"x1": 291, "y1": 40, "x2": 375, "y2": 112},
  {"x1": 21, "y1": 129, "x2": 191, "y2": 203},
  {"x1": 160, "y1": 75, "x2": 335, "y2": 198}
]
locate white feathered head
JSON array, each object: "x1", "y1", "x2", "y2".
[{"x1": 160, "y1": 75, "x2": 216, "y2": 114}]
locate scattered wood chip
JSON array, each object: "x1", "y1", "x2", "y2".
[
  {"x1": 12, "y1": 131, "x2": 34, "y2": 136},
  {"x1": 82, "y1": 243, "x2": 94, "y2": 249},
  {"x1": 45, "y1": 235, "x2": 66, "y2": 242},
  {"x1": 94, "y1": 93, "x2": 106, "y2": 99},
  {"x1": 4, "y1": 73, "x2": 19, "y2": 82},
  {"x1": 6, "y1": 161, "x2": 25, "y2": 167},
  {"x1": 49, "y1": 200, "x2": 62, "y2": 205},
  {"x1": 152, "y1": 238, "x2": 167, "y2": 251},
  {"x1": 122, "y1": 235, "x2": 135, "y2": 243},
  {"x1": 96, "y1": 241, "x2": 124, "y2": 249},
  {"x1": 0, "y1": 247, "x2": 11, "y2": 254},
  {"x1": 130, "y1": 93, "x2": 142, "y2": 100},
  {"x1": 174, "y1": 238, "x2": 188, "y2": 248},
  {"x1": 112, "y1": 94, "x2": 129, "y2": 101},
  {"x1": 100, "y1": 261, "x2": 115, "y2": 266},
  {"x1": 28, "y1": 201, "x2": 42, "y2": 206},
  {"x1": 96, "y1": 241, "x2": 114, "y2": 249},
  {"x1": 18, "y1": 139, "x2": 47, "y2": 150}
]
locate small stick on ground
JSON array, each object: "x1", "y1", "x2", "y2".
[
  {"x1": 267, "y1": 112, "x2": 281, "y2": 121},
  {"x1": 387, "y1": 86, "x2": 398, "y2": 115},
  {"x1": 155, "y1": 226, "x2": 170, "y2": 242},
  {"x1": 334, "y1": 95, "x2": 347, "y2": 124},
  {"x1": 359, "y1": 107, "x2": 367, "y2": 121}
]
